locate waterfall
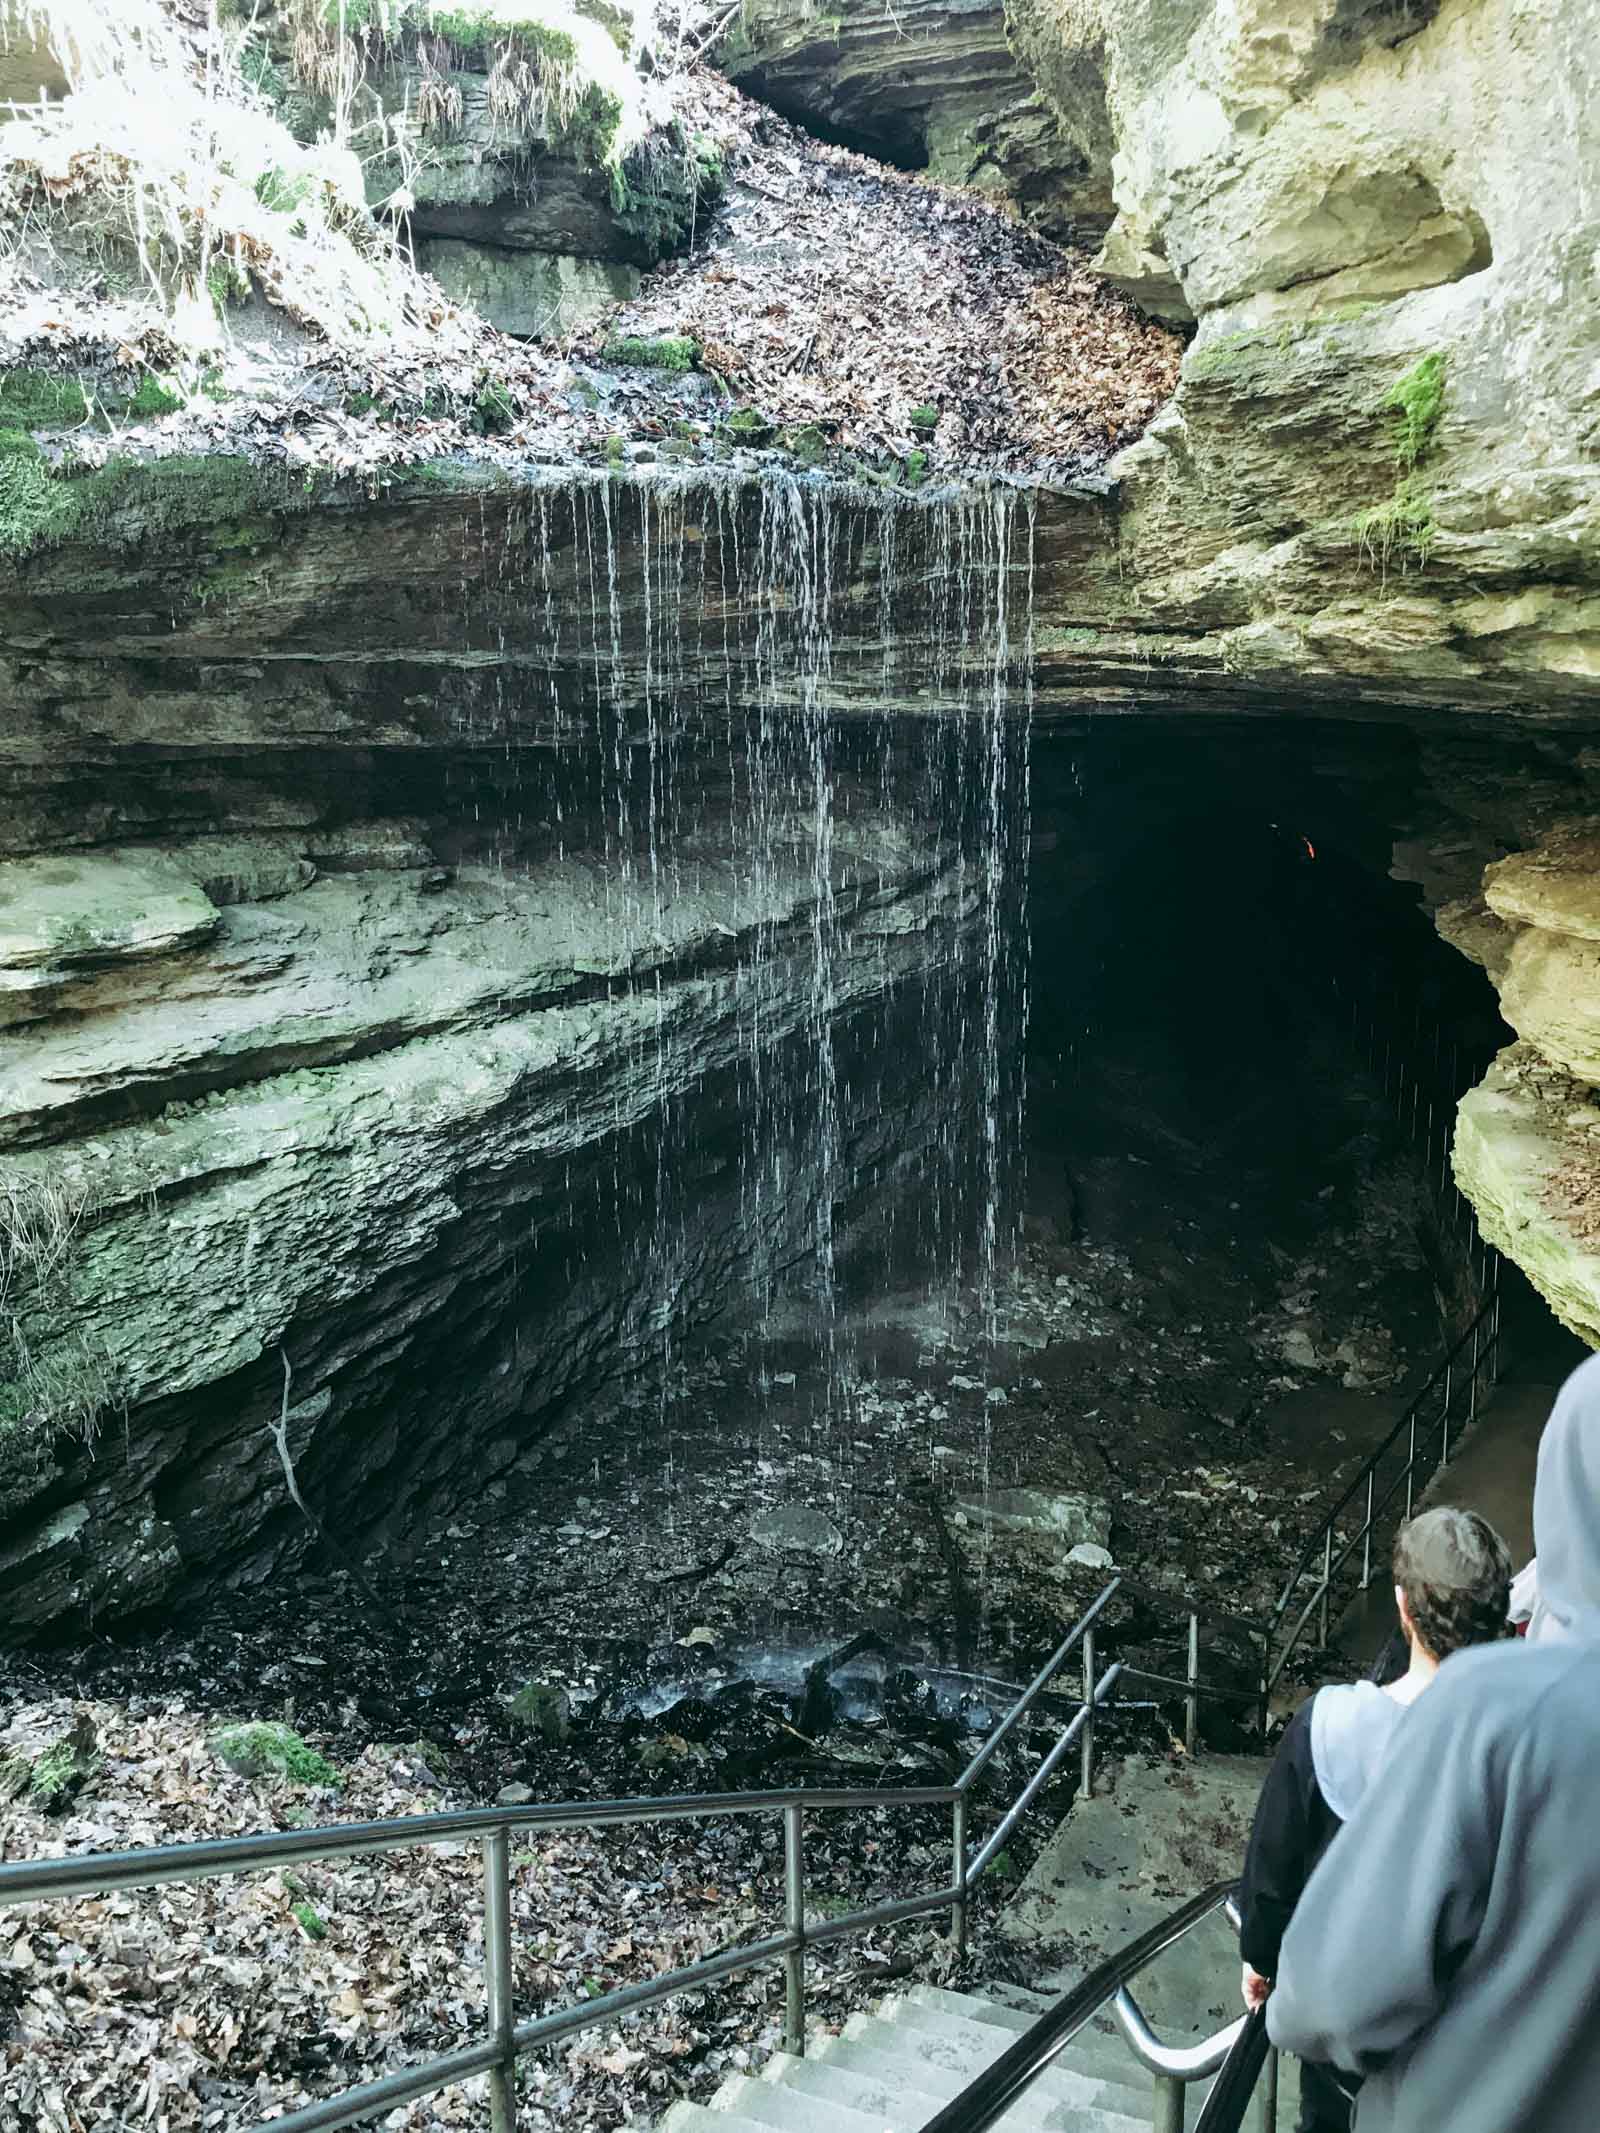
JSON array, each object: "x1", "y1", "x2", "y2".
[{"x1": 485, "y1": 466, "x2": 1035, "y2": 1641}]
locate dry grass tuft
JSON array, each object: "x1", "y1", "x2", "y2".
[
  {"x1": 0, "y1": 0, "x2": 426, "y2": 341},
  {"x1": 0, "y1": 1159, "x2": 120, "y2": 1447}
]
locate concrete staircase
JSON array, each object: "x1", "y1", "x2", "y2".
[{"x1": 661, "y1": 1982, "x2": 1153, "y2": 2132}]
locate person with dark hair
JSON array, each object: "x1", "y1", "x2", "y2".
[
  {"x1": 1236, "y1": 1506, "x2": 1512, "y2": 2133},
  {"x1": 1269, "y1": 1639, "x2": 1600, "y2": 2133}
]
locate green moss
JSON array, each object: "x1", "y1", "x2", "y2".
[
  {"x1": 507, "y1": 1680, "x2": 570, "y2": 1742},
  {"x1": 780, "y1": 423, "x2": 829, "y2": 467},
  {"x1": 908, "y1": 404, "x2": 939, "y2": 434},
  {"x1": 472, "y1": 380, "x2": 517, "y2": 435},
  {"x1": 723, "y1": 406, "x2": 773, "y2": 445},
  {"x1": 207, "y1": 258, "x2": 252, "y2": 310},
  {"x1": 1382, "y1": 351, "x2": 1446, "y2": 472},
  {"x1": 128, "y1": 373, "x2": 184, "y2": 420},
  {"x1": 1353, "y1": 472, "x2": 1436, "y2": 568},
  {"x1": 612, "y1": 129, "x2": 724, "y2": 255},
  {"x1": 0, "y1": 452, "x2": 327, "y2": 562},
  {"x1": 599, "y1": 334, "x2": 698, "y2": 373},
  {"x1": 1188, "y1": 322, "x2": 1299, "y2": 381},
  {"x1": 1353, "y1": 353, "x2": 1448, "y2": 573},
  {"x1": 903, "y1": 449, "x2": 929, "y2": 488},
  {"x1": 292, "y1": 1899, "x2": 330, "y2": 1940},
  {"x1": 317, "y1": 2, "x2": 636, "y2": 165},
  {"x1": 1059, "y1": 626, "x2": 1099, "y2": 645},
  {"x1": 0, "y1": 369, "x2": 89, "y2": 430},
  {"x1": 604, "y1": 432, "x2": 626, "y2": 464},
  {"x1": 190, "y1": 556, "x2": 257, "y2": 606},
  {"x1": 0, "y1": 431, "x2": 56, "y2": 556},
  {"x1": 212, "y1": 1721, "x2": 340, "y2": 1786}
]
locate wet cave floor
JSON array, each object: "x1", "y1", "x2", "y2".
[{"x1": 7, "y1": 976, "x2": 1450, "y2": 1805}]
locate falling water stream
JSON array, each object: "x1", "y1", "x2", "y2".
[{"x1": 462, "y1": 466, "x2": 1036, "y2": 1683}]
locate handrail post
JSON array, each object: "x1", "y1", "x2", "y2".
[
  {"x1": 1259, "y1": 2045, "x2": 1279, "y2": 2132},
  {"x1": 950, "y1": 1792, "x2": 968, "y2": 1958},
  {"x1": 482, "y1": 1828, "x2": 515, "y2": 2133},
  {"x1": 1082, "y1": 1628, "x2": 1097, "y2": 1798},
  {"x1": 1318, "y1": 1528, "x2": 1332, "y2": 1649},
  {"x1": 1154, "y1": 2067, "x2": 1186, "y2": 2133},
  {"x1": 783, "y1": 1802, "x2": 806, "y2": 2056},
  {"x1": 1184, "y1": 1613, "x2": 1199, "y2": 1758},
  {"x1": 1360, "y1": 1469, "x2": 1374, "y2": 1589},
  {"x1": 1441, "y1": 1363, "x2": 1453, "y2": 1465},
  {"x1": 1404, "y1": 1409, "x2": 1418, "y2": 1520}
]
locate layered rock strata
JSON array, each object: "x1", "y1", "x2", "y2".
[
  {"x1": 1450, "y1": 823, "x2": 1600, "y2": 1344},
  {"x1": 0, "y1": 783, "x2": 979, "y2": 1629},
  {"x1": 718, "y1": 0, "x2": 1107, "y2": 240}
]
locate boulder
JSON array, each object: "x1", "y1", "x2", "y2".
[
  {"x1": 958, "y1": 1487, "x2": 1111, "y2": 1549},
  {"x1": 750, "y1": 1505, "x2": 844, "y2": 1557},
  {"x1": 211, "y1": 1721, "x2": 340, "y2": 1785},
  {"x1": 506, "y1": 1681, "x2": 572, "y2": 1744}
]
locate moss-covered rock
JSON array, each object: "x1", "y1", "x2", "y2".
[
  {"x1": 505, "y1": 1680, "x2": 571, "y2": 1743},
  {"x1": 5, "y1": 1717, "x2": 103, "y2": 1812},
  {"x1": 212, "y1": 1721, "x2": 341, "y2": 1785},
  {"x1": 598, "y1": 333, "x2": 698, "y2": 372}
]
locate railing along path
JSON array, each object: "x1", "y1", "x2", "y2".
[{"x1": 3, "y1": 1583, "x2": 1172, "y2": 2133}]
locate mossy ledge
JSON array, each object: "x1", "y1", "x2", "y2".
[{"x1": 0, "y1": 451, "x2": 339, "y2": 562}]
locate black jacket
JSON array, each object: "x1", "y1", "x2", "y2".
[
  {"x1": 1237, "y1": 1701, "x2": 1340, "y2": 1976},
  {"x1": 1237, "y1": 1681, "x2": 1405, "y2": 1978}
]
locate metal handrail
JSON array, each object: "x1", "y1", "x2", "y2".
[
  {"x1": 1113, "y1": 1985, "x2": 1245, "y2": 2079},
  {"x1": 1193, "y1": 2008, "x2": 1275, "y2": 2133},
  {"x1": 1263, "y1": 1275, "x2": 1502, "y2": 1700},
  {"x1": 911, "y1": 1881, "x2": 1240, "y2": 2133},
  {"x1": 1, "y1": 1581, "x2": 1140, "y2": 2133}
]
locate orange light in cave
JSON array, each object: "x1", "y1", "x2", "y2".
[{"x1": 1301, "y1": 836, "x2": 1316, "y2": 860}]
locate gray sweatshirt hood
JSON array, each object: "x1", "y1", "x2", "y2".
[
  {"x1": 1532, "y1": 1352, "x2": 1600, "y2": 1645},
  {"x1": 1309, "y1": 1680, "x2": 1406, "y2": 1823}
]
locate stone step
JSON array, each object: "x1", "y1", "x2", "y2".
[
  {"x1": 819, "y1": 2025, "x2": 1147, "y2": 2125},
  {"x1": 689, "y1": 2069, "x2": 901, "y2": 2131},
  {"x1": 893, "y1": 1988, "x2": 1139, "y2": 2083},
  {"x1": 869, "y1": 1998, "x2": 1147, "y2": 2107},
  {"x1": 756, "y1": 2045, "x2": 1143, "y2": 2132}
]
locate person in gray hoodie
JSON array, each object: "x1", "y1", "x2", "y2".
[
  {"x1": 1237, "y1": 1506, "x2": 1512, "y2": 2131},
  {"x1": 1268, "y1": 1637, "x2": 1600, "y2": 2132},
  {"x1": 1506, "y1": 1349, "x2": 1600, "y2": 1643}
]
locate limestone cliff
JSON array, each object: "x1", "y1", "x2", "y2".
[{"x1": 0, "y1": 470, "x2": 1027, "y2": 1630}]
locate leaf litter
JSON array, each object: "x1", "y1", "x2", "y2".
[{"x1": 0, "y1": 1695, "x2": 972, "y2": 2132}]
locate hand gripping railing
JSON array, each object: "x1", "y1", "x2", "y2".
[
  {"x1": 0, "y1": 1580, "x2": 1139, "y2": 2133},
  {"x1": 1263, "y1": 1275, "x2": 1502, "y2": 1702},
  {"x1": 1110, "y1": 1895, "x2": 1276, "y2": 2133}
]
